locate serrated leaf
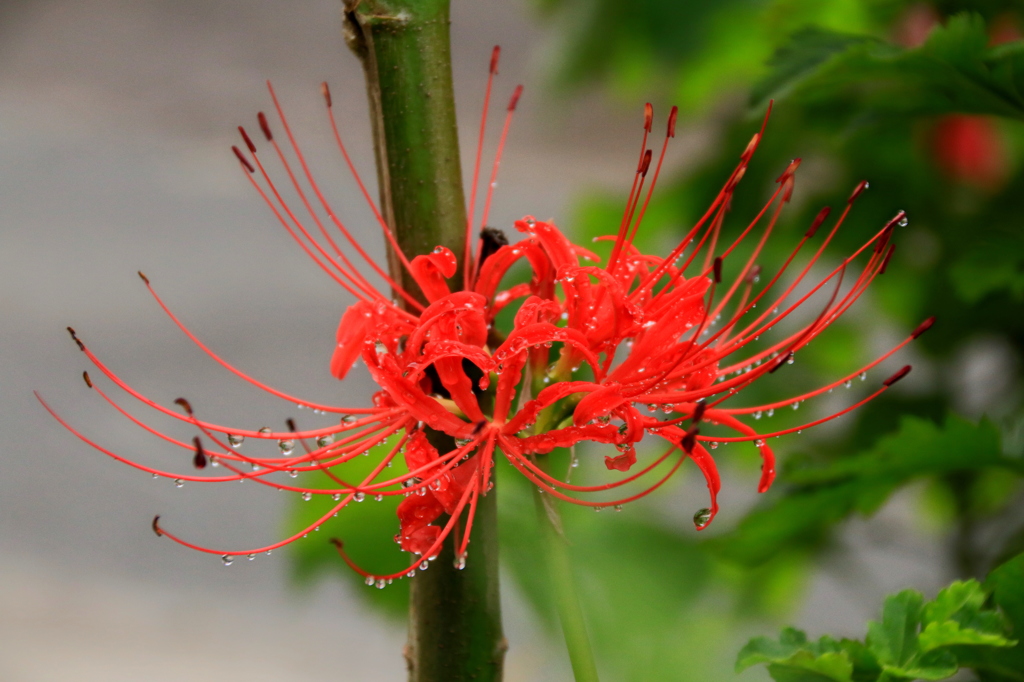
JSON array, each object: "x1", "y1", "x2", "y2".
[
  {"x1": 881, "y1": 648, "x2": 958, "y2": 680},
  {"x1": 867, "y1": 590, "x2": 924, "y2": 668},
  {"x1": 919, "y1": 620, "x2": 1012, "y2": 651},
  {"x1": 737, "y1": 627, "x2": 812, "y2": 670}
]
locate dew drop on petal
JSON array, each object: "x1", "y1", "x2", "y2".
[{"x1": 693, "y1": 508, "x2": 712, "y2": 530}]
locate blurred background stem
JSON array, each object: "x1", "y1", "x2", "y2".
[
  {"x1": 344, "y1": 0, "x2": 505, "y2": 679},
  {"x1": 533, "y1": 460, "x2": 601, "y2": 682}
]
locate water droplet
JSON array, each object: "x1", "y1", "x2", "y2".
[
  {"x1": 614, "y1": 505, "x2": 623, "y2": 512},
  {"x1": 767, "y1": 409, "x2": 774, "y2": 417},
  {"x1": 221, "y1": 555, "x2": 234, "y2": 566},
  {"x1": 710, "y1": 442, "x2": 719, "y2": 449},
  {"x1": 753, "y1": 411, "x2": 763, "y2": 420},
  {"x1": 278, "y1": 439, "x2": 295, "y2": 455},
  {"x1": 227, "y1": 434, "x2": 244, "y2": 447},
  {"x1": 898, "y1": 214, "x2": 908, "y2": 227},
  {"x1": 247, "y1": 553, "x2": 255, "y2": 561},
  {"x1": 693, "y1": 508, "x2": 712, "y2": 530},
  {"x1": 354, "y1": 492, "x2": 365, "y2": 502},
  {"x1": 859, "y1": 372, "x2": 867, "y2": 381},
  {"x1": 844, "y1": 380, "x2": 852, "y2": 389},
  {"x1": 317, "y1": 435, "x2": 332, "y2": 448},
  {"x1": 754, "y1": 439, "x2": 765, "y2": 447},
  {"x1": 174, "y1": 479, "x2": 184, "y2": 488},
  {"x1": 791, "y1": 402, "x2": 800, "y2": 410},
  {"x1": 375, "y1": 579, "x2": 387, "y2": 589},
  {"x1": 365, "y1": 575, "x2": 375, "y2": 586},
  {"x1": 454, "y1": 554, "x2": 467, "y2": 570},
  {"x1": 258, "y1": 426, "x2": 272, "y2": 436},
  {"x1": 288, "y1": 470, "x2": 298, "y2": 478},
  {"x1": 375, "y1": 494, "x2": 383, "y2": 502},
  {"x1": 152, "y1": 473, "x2": 159, "y2": 480},
  {"x1": 419, "y1": 561, "x2": 429, "y2": 571},
  {"x1": 301, "y1": 492, "x2": 312, "y2": 501}
]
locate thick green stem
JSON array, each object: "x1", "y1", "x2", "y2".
[
  {"x1": 533, "y1": 470, "x2": 601, "y2": 682},
  {"x1": 343, "y1": 0, "x2": 468, "y2": 293},
  {"x1": 343, "y1": 1, "x2": 505, "y2": 680}
]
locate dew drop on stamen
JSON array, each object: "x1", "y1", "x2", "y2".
[
  {"x1": 693, "y1": 508, "x2": 712, "y2": 530},
  {"x1": 317, "y1": 435, "x2": 332, "y2": 448},
  {"x1": 288, "y1": 470, "x2": 298, "y2": 478},
  {"x1": 227, "y1": 434, "x2": 244, "y2": 448},
  {"x1": 791, "y1": 402, "x2": 800, "y2": 410},
  {"x1": 844, "y1": 380, "x2": 852, "y2": 389},
  {"x1": 259, "y1": 427, "x2": 272, "y2": 436},
  {"x1": 354, "y1": 492, "x2": 366, "y2": 502},
  {"x1": 454, "y1": 554, "x2": 467, "y2": 570},
  {"x1": 278, "y1": 439, "x2": 295, "y2": 455},
  {"x1": 365, "y1": 576, "x2": 375, "y2": 586},
  {"x1": 753, "y1": 411, "x2": 763, "y2": 420},
  {"x1": 614, "y1": 505, "x2": 623, "y2": 512},
  {"x1": 174, "y1": 479, "x2": 184, "y2": 488},
  {"x1": 767, "y1": 409, "x2": 775, "y2": 417},
  {"x1": 375, "y1": 579, "x2": 387, "y2": 589},
  {"x1": 152, "y1": 474, "x2": 159, "y2": 480},
  {"x1": 247, "y1": 553, "x2": 255, "y2": 561},
  {"x1": 375, "y1": 494, "x2": 384, "y2": 502},
  {"x1": 301, "y1": 492, "x2": 312, "y2": 501},
  {"x1": 420, "y1": 561, "x2": 429, "y2": 571},
  {"x1": 859, "y1": 372, "x2": 867, "y2": 381},
  {"x1": 221, "y1": 555, "x2": 234, "y2": 566}
]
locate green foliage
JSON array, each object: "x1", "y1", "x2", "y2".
[
  {"x1": 715, "y1": 415, "x2": 1023, "y2": 566},
  {"x1": 737, "y1": 567, "x2": 1019, "y2": 681},
  {"x1": 285, "y1": 434, "x2": 411, "y2": 618},
  {"x1": 753, "y1": 14, "x2": 1024, "y2": 119}
]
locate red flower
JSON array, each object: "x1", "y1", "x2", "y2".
[{"x1": 40, "y1": 50, "x2": 930, "y2": 582}]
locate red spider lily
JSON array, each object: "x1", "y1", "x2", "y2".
[{"x1": 40, "y1": 47, "x2": 931, "y2": 584}]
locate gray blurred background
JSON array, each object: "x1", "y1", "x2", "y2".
[{"x1": 0, "y1": 1, "x2": 950, "y2": 680}]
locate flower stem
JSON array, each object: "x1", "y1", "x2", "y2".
[
  {"x1": 532, "y1": 469, "x2": 602, "y2": 682},
  {"x1": 344, "y1": 1, "x2": 505, "y2": 680}
]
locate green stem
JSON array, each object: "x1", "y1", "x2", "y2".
[
  {"x1": 343, "y1": 1, "x2": 505, "y2": 680},
  {"x1": 532, "y1": 468, "x2": 601, "y2": 682}
]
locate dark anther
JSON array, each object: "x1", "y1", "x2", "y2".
[
  {"x1": 667, "y1": 106, "x2": 678, "y2": 138},
  {"x1": 692, "y1": 401, "x2": 706, "y2": 424},
  {"x1": 873, "y1": 227, "x2": 892, "y2": 254},
  {"x1": 479, "y1": 226, "x2": 509, "y2": 267},
  {"x1": 490, "y1": 45, "x2": 501, "y2": 75},
  {"x1": 329, "y1": 538, "x2": 344, "y2": 550},
  {"x1": 472, "y1": 420, "x2": 488, "y2": 436},
  {"x1": 231, "y1": 146, "x2": 255, "y2": 173},
  {"x1": 643, "y1": 103, "x2": 653, "y2": 133},
  {"x1": 713, "y1": 257, "x2": 723, "y2": 284},
  {"x1": 152, "y1": 515, "x2": 163, "y2": 537},
  {"x1": 174, "y1": 398, "x2": 193, "y2": 415},
  {"x1": 67, "y1": 326, "x2": 85, "y2": 350},
  {"x1": 912, "y1": 316, "x2": 936, "y2": 339},
  {"x1": 82, "y1": 371, "x2": 92, "y2": 388},
  {"x1": 848, "y1": 180, "x2": 869, "y2": 203},
  {"x1": 320, "y1": 81, "x2": 332, "y2": 108},
  {"x1": 238, "y1": 126, "x2": 257, "y2": 153},
  {"x1": 639, "y1": 149, "x2": 653, "y2": 175},
  {"x1": 193, "y1": 436, "x2": 207, "y2": 470},
  {"x1": 681, "y1": 426, "x2": 699, "y2": 453},
  {"x1": 257, "y1": 111, "x2": 273, "y2": 141},
  {"x1": 507, "y1": 84, "x2": 523, "y2": 111},
  {"x1": 884, "y1": 365, "x2": 912, "y2": 387},
  {"x1": 137, "y1": 271, "x2": 150, "y2": 284},
  {"x1": 879, "y1": 243, "x2": 896, "y2": 275},
  {"x1": 769, "y1": 352, "x2": 793, "y2": 373},
  {"x1": 806, "y1": 206, "x2": 831, "y2": 238},
  {"x1": 286, "y1": 418, "x2": 298, "y2": 432}
]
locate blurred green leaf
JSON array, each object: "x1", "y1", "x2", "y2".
[
  {"x1": 285, "y1": 434, "x2": 411, "y2": 618},
  {"x1": 753, "y1": 14, "x2": 1024, "y2": 119},
  {"x1": 715, "y1": 415, "x2": 1023, "y2": 565}
]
